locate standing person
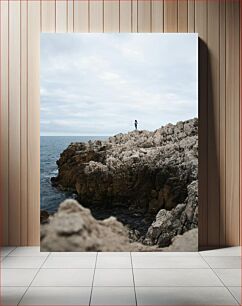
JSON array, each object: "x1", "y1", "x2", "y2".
[{"x1": 134, "y1": 120, "x2": 138, "y2": 130}]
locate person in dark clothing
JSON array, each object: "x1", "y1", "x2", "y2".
[{"x1": 134, "y1": 120, "x2": 138, "y2": 130}]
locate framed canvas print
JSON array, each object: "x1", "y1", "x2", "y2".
[{"x1": 40, "y1": 33, "x2": 198, "y2": 252}]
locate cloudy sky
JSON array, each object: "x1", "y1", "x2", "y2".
[{"x1": 40, "y1": 33, "x2": 198, "y2": 136}]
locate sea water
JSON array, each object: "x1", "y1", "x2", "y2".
[{"x1": 40, "y1": 136, "x2": 108, "y2": 212}]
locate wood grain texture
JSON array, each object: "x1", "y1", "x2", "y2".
[
  {"x1": 27, "y1": 0, "x2": 40, "y2": 245},
  {"x1": 74, "y1": 0, "x2": 88, "y2": 32},
  {"x1": 9, "y1": 0, "x2": 21, "y2": 245},
  {"x1": 132, "y1": 0, "x2": 138, "y2": 32},
  {"x1": 178, "y1": 0, "x2": 188, "y2": 32},
  {"x1": 195, "y1": 0, "x2": 208, "y2": 248},
  {"x1": 225, "y1": 0, "x2": 240, "y2": 246},
  {"x1": 104, "y1": 0, "x2": 119, "y2": 32},
  {"x1": 207, "y1": 0, "x2": 220, "y2": 246},
  {"x1": 90, "y1": 0, "x2": 103, "y2": 32},
  {"x1": 120, "y1": 0, "x2": 132, "y2": 32},
  {"x1": 0, "y1": 0, "x2": 9, "y2": 245},
  {"x1": 138, "y1": 0, "x2": 151, "y2": 32},
  {"x1": 188, "y1": 0, "x2": 195, "y2": 33},
  {"x1": 219, "y1": 0, "x2": 226, "y2": 246},
  {"x1": 0, "y1": 0, "x2": 241, "y2": 247},
  {"x1": 240, "y1": 0, "x2": 242, "y2": 248},
  {"x1": 151, "y1": 0, "x2": 164, "y2": 32},
  {"x1": 41, "y1": 0, "x2": 56, "y2": 32},
  {"x1": 164, "y1": 0, "x2": 178, "y2": 32},
  {"x1": 20, "y1": 0, "x2": 28, "y2": 245},
  {"x1": 56, "y1": 0, "x2": 67, "y2": 32},
  {"x1": 67, "y1": 0, "x2": 74, "y2": 32}
]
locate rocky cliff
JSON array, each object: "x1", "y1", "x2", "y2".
[
  {"x1": 144, "y1": 180, "x2": 198, "y2": 247},
  {"x1": 41, "y1": 199, "x2": 197, "y2": 252},
  {"x1": 51, "y1": 118, "x2": 198, "y2": 248},
  {"x1": 41, "y1": 199, "x2": 160, "y2": 252}
]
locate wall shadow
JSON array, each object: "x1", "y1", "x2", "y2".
[{"x1": 198, "y1": 38, "x2": 221, "y2": 251}]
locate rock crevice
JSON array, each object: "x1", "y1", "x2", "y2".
[{"x1": 50, "y1": 118, "x2": 198, "y2": 248}]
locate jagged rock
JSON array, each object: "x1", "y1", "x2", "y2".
[
  {"x1": 50, "y1": 118, "x2": 198, "y2": 248},
  {"x1": 52, "y1": 118, "x2": 198, "y2": 214},
  {"x1": 162, "y1": 228, "x2": 198, "y2": 252},
  {"x1": 41, "y1": 199, "x2": 160, "y2": 252},
  {"x1": 144, "y1": 180, "x2": 198, "y2": 247}
]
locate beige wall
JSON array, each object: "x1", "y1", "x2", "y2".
[{"x1": 0, "y1": 0, "x2": 240, "y2": 247}]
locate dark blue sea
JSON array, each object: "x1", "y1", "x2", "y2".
[{"x1": 40, "y1": 136, "x2": 108, "y2": 213}]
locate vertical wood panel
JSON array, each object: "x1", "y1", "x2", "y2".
[
  {"x1": 104, "y1": 0, "x2": 119, "y2": 32},
  {"x1": 138, "y1": 0, "x2": 151, "y2": 32},
  {"x1": 90, "y1": 0, "x2": 103, "y2": 32},
  {"x1": 74, "y1": 0, "x2": 88, "y2": 32},
  {"x1": 67, "y1": 0, "x2": 74, "y2": 32},
  {"x1": 56, "y1": 0, "x2": 67, "y2": 32},
  {"x1": 240, "y1": 0, "x2": 242, "y2": 248},
  {"x1": 9, "y1": 0, "x2": 21, "y2": 245},
  {"x1": 0, "y1": 0, "x2": 9, "y2": 245},
  {"x1": 41, "y1": 0, "x2": 56, "y2": 32},
  {"x1": 28, "y1": 0, "x2": 40, "y2": 245},
  {"x1": 20, "y1": 0, "x2": 28, "y2": 245},
  {"x1": 151, "y1": 0, "x2": 164, "y2": 32},
  {"x1": 225, "y1": 0, "x2": 240, "y2": 246},
  {"x1": 188, "y1": 0, "x2": 195, "y2": 33},
  {"x1": 164, "y1": 0, "x2": 178, "y2": 32},
  {"x1": 207, "y1": 0, "x2": 220, "y2": 246},
  {"x1": 219, "y1": 0, "x2": 226, "y2": 246},
  {"x1": 195, "y1": 0, "x2": 208, "y2": 248},
  {"x1": 132, "y1": 0, "x2": 138, "y2": 32},
  {"x1": 178, "y1": 0, "x2": 188, "y2": 32},
  {"x1": 120, "y1": 0, "x2": 131, "y2": 32}
]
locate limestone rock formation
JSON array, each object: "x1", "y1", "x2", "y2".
[
  {"x1": 52, "y1": 118, "x2": 198, "y2": 211},
  {"x1": 144, "y1": 180, "x2": 198, "y2": 247},
  {"x1": 41, "y1": 199, "x2": 160, "y2": 252},
  {"x1": 50, "y1": 118, "x2": 198, "y2": 247},
  {"x1": 162, "y1": 228, "x2": 198, "y2": 252}
]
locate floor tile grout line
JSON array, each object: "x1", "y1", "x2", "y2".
[
  {"x1": 199, "y1": 253, "x2": 236, "y2": 284},
  {"x1": 1, "y1": 267, "x2": 241, "y2": 270},
  {"x1": 226, "y1": 286, "x2": 241, "y2": 305},
  {"x1": 7, "y1": 254, "x2": 240, "y2": 258},
  {"x1": 130, "y1": 252, "x2": 137, "y2": 306},
  {"x1": 0, "y1": 256, "x2": 7, "y2": 263},
  {"x1": 199, "y1": 253, "x2": 240, "y2": 305},
  {"x1": 8, "y1": 255, "x2": 50, "y2": 257},
  {"x1": 89, "y1": 252, "x2": 98, "y2": 306},
  {"x1": 1, "y1": 285, "x2": 239, "y2": 288},
  {"x1": 1, "y1": 255, "x2": 52, "y2": 269},
  {"x1": 0, "y1": 267, "x2": 186, "y2": 270},
  {"x1": 2, "y1": 248, "x2": 241, "y2": 305},
  {"x1": 15, "y1": 282, "x2": 35, "y2": 305},
  {"x1": 2, "y1": 247, "x2": 17, "y2": 257},
  {"x1": 201, "y1": 255, "x2": 242, "y2": 258},
  {"x1": 198, "y1": 254, "x2": 242, "y2": 269},
  {"x1": 17, "y1": 252, "x2": 51, "y2": 306}
]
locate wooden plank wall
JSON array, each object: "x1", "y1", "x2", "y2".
[{"x1": 0, "y1": 0, "x2": 240, "y2": 247}]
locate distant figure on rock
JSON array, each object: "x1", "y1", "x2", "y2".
[{"x1": 134, "y1": 120, "x2": 138, "y2": 130}]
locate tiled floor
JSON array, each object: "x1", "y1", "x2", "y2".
[{"x1": 0, "y1": 246, "x2": 241, "y2": 305}]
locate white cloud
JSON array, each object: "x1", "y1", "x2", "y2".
[
  {"x1": 41, "y1": 33, "x2": 198, "y2": 136},
  {"x1": 120, "y1": 46, "x2": 144, "y2": 61},
  {"x1": 99, "y1": 72, "x2": 120, "y2": 81}
]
